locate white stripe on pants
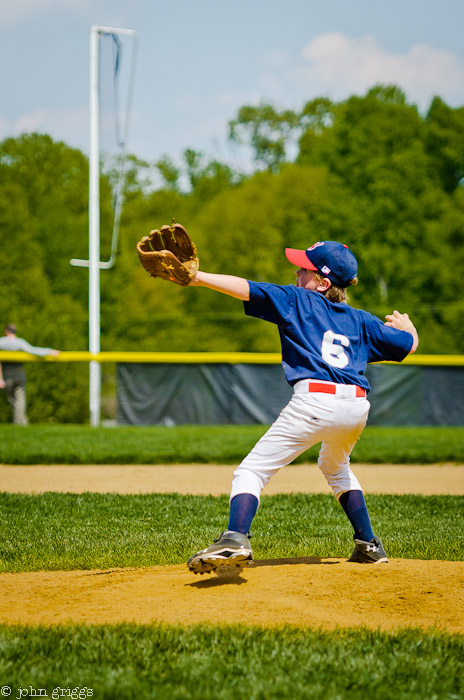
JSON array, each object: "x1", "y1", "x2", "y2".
[{"x1": 230, "y1": 380, "x2": 370, "y2": 503}]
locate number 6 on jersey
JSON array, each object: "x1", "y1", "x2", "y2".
[{"x1": 321, "y1": 330, "x2": 350, "y2": 368}]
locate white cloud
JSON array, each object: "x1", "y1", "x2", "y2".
[{"x1": 291, "y1": 32, "x2": 464, "y2": 108}]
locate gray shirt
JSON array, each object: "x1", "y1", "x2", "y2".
[
  {"x1": 0, "y1": 336, "x2": 55, "y2": 356},
  {"x1": 0, "y1": 336, "x2": 55, "y2": 381}
]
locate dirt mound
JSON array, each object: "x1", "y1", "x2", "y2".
[{"x1": 1, "y1": 558, "x2": 463, "y2": 632}]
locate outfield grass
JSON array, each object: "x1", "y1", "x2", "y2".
[
  {"x1": 0, "y1": 424, "x2": 463, "y2": 464},
  {"x1": 0, "y1": 624, "x2": 463, "y2": 700},
  {"x1": 1, "y1": 492, "x2": 462, "y2": 572}
]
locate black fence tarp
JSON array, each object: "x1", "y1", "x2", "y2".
[{"x1": 117, "y1": 363, "x2": 464, "y2": 426}]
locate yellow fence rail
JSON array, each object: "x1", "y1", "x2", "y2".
[{"x1": 0, "y1": 351, "x2": 463, "y2": 366}]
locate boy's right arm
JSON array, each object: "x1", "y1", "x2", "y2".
[
  {"x1": 190, "y1": 271, "x2": 250, "y2": 301},
  {"x1": 385, "y1": 310, "x2": 419, "y2": 353}
]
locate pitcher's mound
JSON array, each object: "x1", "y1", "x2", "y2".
[{"x1": 1, "y1": 558, "x2": 462, "y2": 632}]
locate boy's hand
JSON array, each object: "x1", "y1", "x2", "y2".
[
  {"x1": 385, "y1": 310, "x2": 412, "y2": 331},
  {"x1": 385, "y1": 310, "x2": 419, "y2": 353}
]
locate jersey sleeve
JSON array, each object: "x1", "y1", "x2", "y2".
[
  {"x1": 364, "y1": 314, "x2": 414, "y2": 363},
  {"x1": 243, "y1": 281, "x2": 298, "y2": 325}
]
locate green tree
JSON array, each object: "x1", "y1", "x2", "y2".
[
  {"x1": 229, "y1": 103, "x2": 300, "y2": 171},
  {"x1": 425, "y1": 96, "x2": 464, "y2": 193},
  {"x1": 0, "y1": 133, "x2": 89, "y2": 422},
  {"x1": 155, "y1": 155, "x2": 180, "y2": 191},
  {"x1": 0, "y1": 133, "x2": 91, "y2": 306}
]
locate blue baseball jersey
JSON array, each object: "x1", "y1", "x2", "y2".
[{"x1": 244, "y1": 282, "x2": 413, "y2": 391}]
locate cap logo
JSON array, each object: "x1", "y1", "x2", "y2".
[
  {"x1": 307, "y1": 242, "x2": 324, "y2": 251},
  {"x1": 321, "y1": 265, "x2": 331, "y2": 275}
]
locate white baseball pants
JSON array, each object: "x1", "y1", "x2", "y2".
[{"x1": 230, "y1": 379, "x2": 370, "y2": 503}]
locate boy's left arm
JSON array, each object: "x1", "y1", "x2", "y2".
[
  {"x1": 190, "y1": 271, "x2": 250, "y2": 300},
  {"x1": 385, "y1": 310, "x2": 419, "y2": 353}
]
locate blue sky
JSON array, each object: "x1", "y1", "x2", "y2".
[{"x1": 1, "y1": 0, "x2": 463, "y2": 173}]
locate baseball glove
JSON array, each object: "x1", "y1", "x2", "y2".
[{"x1": 136, "y1": 222, "x2": 199, "y2": 287}]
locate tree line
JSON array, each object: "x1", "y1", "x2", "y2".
[{"x1": 0, "y1": 84, "x2": 463, "y2": 422}]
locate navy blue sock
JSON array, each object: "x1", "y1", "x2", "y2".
[
  {"x1": 339, "y1": 490, "x2": 375, "y2": 542},
  {"x1": 228, "y1": 493, "x2": 258, "y2": 535}
]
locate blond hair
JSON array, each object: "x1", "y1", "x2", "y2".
[{"x1": 315, "y1": 272, "x2": 358, "y2": 304}]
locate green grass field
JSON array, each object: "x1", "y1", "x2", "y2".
[
  {"x1": 1, "y1": 625, "x2": 463, "y2": 700},
  {"x1": 0, "y1": 424, "x2": 463, "y2": 464},
  {"x1": 1, "y1": 492, "x2": 463, "y2": 572},
  {"x1": 0, "y1": 424, "x2": 463, "y2": 699}
]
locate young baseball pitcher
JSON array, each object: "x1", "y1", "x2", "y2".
[{"x1": 136, "y1": 227, "x2": 419, "y2": 573}]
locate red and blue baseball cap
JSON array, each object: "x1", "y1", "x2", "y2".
[{"x1": 285, "y1": 241, "x2": 358, "y2": 287}]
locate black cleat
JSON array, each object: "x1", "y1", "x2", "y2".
[{"x1": 348, "y1": 536, "x2": 389, "y2": 564}]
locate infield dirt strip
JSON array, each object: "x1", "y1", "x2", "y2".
[{"x1": 1, "y1": 463, "x2": 463, "y2": 632}]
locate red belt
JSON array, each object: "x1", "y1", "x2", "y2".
[{"x1": 308, "y1": 382, "x2": 366, "y2": 398}]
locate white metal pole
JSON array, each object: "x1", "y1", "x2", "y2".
[{"x1": 89, "y1": 25, "x2": 101, "y2": 427}]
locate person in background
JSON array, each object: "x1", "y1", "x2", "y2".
[{"x1": 0, "y1": 323, "x2": 60, "y2": 425}]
